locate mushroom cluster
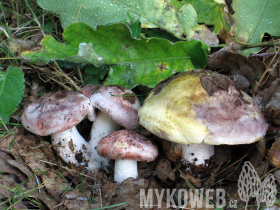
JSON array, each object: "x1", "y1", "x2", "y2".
[
  {"x1": 21, "y1": 70, "x2": 268, "y2": 182},
  {"x1": 21, "y1": 85, "x2": 157, "y2": 183},
  {"x1": 80, "y1": 85, "x2": 141, "y2": 168}
]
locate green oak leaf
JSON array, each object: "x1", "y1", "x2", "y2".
[
  {"x1": 0, "y1": 67, "x2": 25, "y2": 127},
  {"x1": 169, "y1": 0, "x2": 225, "y2": 34},
  {"x1": 23, "y1": 22, "x2": 208, "y2": 88},
  {"x1": 105, "y1": 41, "x2": 208, "y2": 88},
  {"x1": 184, "y1": 0, "x2": 224, "y2": 35},
  {"x1": 233, "y1": 0, "x2": 280, "y2": 55},
  {"x1": 84, "y1": 65, "x2": 109, "y2": 85},
  {"x1": 37, "y1": 0, "x2": 216, "y2": 43}
]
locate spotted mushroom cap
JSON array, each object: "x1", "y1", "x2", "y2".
[
  {"x1": 81, "y1": 85, "x2": 141, "y2": 130},
  {"x1": 21, "y1": 90, "x2": 91, "y2": 136},
  {"x1": 96, "y1": 130, "x2": 158, "y2": 161},
  {"x1": 138, "y1": 70, "x2": 268, "y2": 145}
]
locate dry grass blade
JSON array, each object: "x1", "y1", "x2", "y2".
[
  {"x1": 38, "y1": 159, "x2": 96, "y2": 181},
  {"x1": 214, "y1": 154, "x2": 248, "y2": 177},
  {"x1": 51, "y1": 62, "x2": 81, "y2": 91}
]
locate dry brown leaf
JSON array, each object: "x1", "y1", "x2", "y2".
[
  {"x1": 219, "y1": 28, "x2": 240, "y2": 48},
  {"x1": 103, "y1": 177, "x2": 161, "y2": 210},
  {"x1": 1, "y1": 131, "x2": 69, "y2": 208},
  {"x1": 162, "y1": 140, "x2": 182, "y2": 162},
  {"x1": 0, "y1": 148, "x2": 38, "y2": 189},
  {"x1": 9, "y1": 36, "x2": 41, "y2": 53},
  {"x1": 0, "y1": 129, "x2": 38, "y2": 151},
  {"x1": 18, "y1": 145, "x2": 70, "y2": 198},
  {"x1": 28, "y1": 82, "x2": 45, "y2": 102},
  {"x1": 255, "y1": 160, "x2": 269, "y2": 178},
  {"x1": 254, "y1": 78, "x2": 280, "y2": 110},
  {"x1": 189, "y1": 26, "x2": 219, "y2": 46},
  {"x1": 61, "y1": 175, "x2": 162, "y2": 210},
  {"x1": 264, "y1": 105, "x2": 280, "y2": 129},
  {"x1": 113, "y1": 177, "x2": 161, "y2": 210},
  {"x1": 0, "y1": 174, "x2": 42, "y2": 209},
  {"x1": 62, "y1": 188, "x2": 101, "y2": 210},
  {"x1": 138, "y1": 160, "x2": 157, "y2": 179},
  {"x1": 0, "y1": 175, "x2": 22, "y2": 198},
  {"x1": 155, "y1": 159, "x2": 175, "y2": 184},
  {"x1": 207, "y1": 47, "x2": 266, "y2": 90},
  {"x1": 37, "y1": 191, "x2": 60, "y2": 209},
  {"x1": 0, "y1": 151, "x2": 27, "y2": 183},
  {"x1": 180, "y1": 171, "x2": 201, "y2": 189},
  {"x1": 214, "y1": 146, "x2": 231, "y2": 166},
  {"x1": 218, "y1": 5, "x2": 238, "y2": 49},
  {"x1": 268, "y1": 137, "x2": 280, "y2": 168}
]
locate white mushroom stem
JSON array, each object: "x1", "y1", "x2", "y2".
[
  {"x1": 87, "y1": 104, "x2": 96, "y2": 121},
  {"x1": 51, "y1": 126, "x2": 99, "y2": 170},
  {"x1": 114, "y1": 159, "x2": 138, "y2": 183},
  {"x1": 178, "y1": 143, "x2": 214, "y2": 166},
  {"x1": 89, "y1": 111, "x2": 121, "y2": 168}
]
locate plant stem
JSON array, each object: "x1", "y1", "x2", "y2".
[{"x1": 237, "y1": 41, "x2": 280, "y2": 50}]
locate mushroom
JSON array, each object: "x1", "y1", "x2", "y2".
[
  {"x1": 138, "y1": 70, "x2": 268, "y2": 170},
  {"x1": 21, "y1": 90, "x2": 97, "y2": 170},
  {"x1": 96, "y1": 130, "x2": 158, "y2": 183},
  {"x1": 81, "y1": 85, "x2": 141, "y2": 168}
]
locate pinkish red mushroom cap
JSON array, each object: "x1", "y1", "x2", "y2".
[
  {"x1": 96, "y1": 130, "x2": 158, "y2": 162},
  {"x1": 80, "y1": 84, "x2": 101, "y2": 98},
  {"x1": 81, "y1": 85, "x2": 141, "y2": 130},
  {"x1": 21, "y1": 90, "x2": 91, "y2": 136}
]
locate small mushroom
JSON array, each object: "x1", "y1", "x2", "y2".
[
  {"x1": 138, "y1": 70, "x2": 268, "y2": 170},
  {"x1": 81, "y1": 85, "x2": 141, "y2": 168},
  {"x1": 21, "y1": 90, "x2": 97, "y2": 170},
  {"x1": 96, "y1": 130, "x2": 158, "y2": 183}
]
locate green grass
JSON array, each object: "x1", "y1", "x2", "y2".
[
  {"x1": 0, "y1": 170, "x2": 44, "y2": 209},
  {"x1": 0, "y1": 0, "x2": 62, "y2": 66}
]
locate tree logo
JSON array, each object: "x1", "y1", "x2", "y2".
[{"x1": 238, "y1": 161, "x2": 277, "y2": 209}]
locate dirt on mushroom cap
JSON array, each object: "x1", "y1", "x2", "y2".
[
  {"x1": 96, "y1": 130, "x2": 158, "y2": 162},
  {"x1": 21, "y1": 90, "x2": 91, "y2": 136},
  {"x1": 81, "y1": 85, "x2": 141, "y2": 130}
]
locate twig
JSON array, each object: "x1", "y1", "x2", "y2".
[
  {"x1": 38, "y1": 159, "x2": 96, "y2": 181},
  {"x1": 0, "y1": 172, "x2": 11, "y2": 206},
  {"x1": 0, "y1": 118, "x2": 8, "y2": 131},
  {"x1": 0, "y1": 27, "x2": 9, "y2": 39},
  {"x1": 50, "y1": 202, "x2": 63, "y2": 209},
  {"x1": 28, "y1": 63, "x2": 61, "y2": 77},
  {"x1": 249, "y1": 51, "x2": 280, "y2": 58},
  {"x1": 76, "y1": 65, "x2": 84, "y2": 84},
  {"x1": 214, "y1": 154, "x2": 248, "y2": 177},
  {"x1": 253, "y1": 46, "x2": 280, "y2": 95},
  {"x1": 237, "y1": 40, "x2": 280, "y2": 50},
  {"x1": 49, "y1": 63, "x2": 80, "y2": 91},
  {"x1": 99, "y1": 187, "x2": 103, "y2": 207},
  {"x1": 0, "y1": 57, "x2": 23, "y2": 60},
  {"x1": 46, "y1": 75, "x2": 71, "y2": 90}
]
